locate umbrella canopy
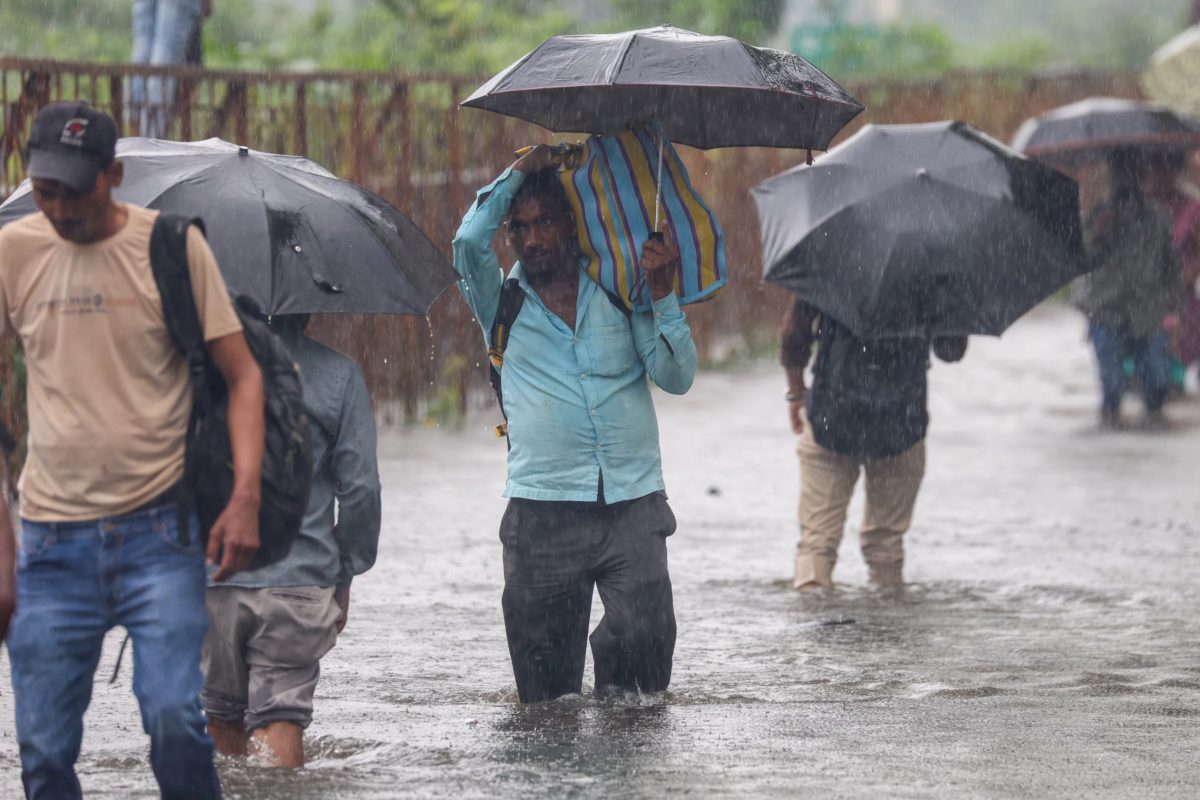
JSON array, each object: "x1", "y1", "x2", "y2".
[
  {"x1": 0, "y1": 137, "x2": 455, "y2": 316},
  {"x1": 462, "y1": 24, "x2": 863, "y2": 151},
  {"x1": 1011, "y1": 97, "x2": 1200, "y2": 164},
  {"x1": 1142, "y1": 25, "x2": 1200, "y2": 116},
  {"x1": 753, "y1": 121, "x2": 1086, "y2": 338}
]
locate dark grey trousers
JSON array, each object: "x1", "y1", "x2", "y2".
[{"x1": 499, "y1": 492, "x2": 677, "y2": 703}]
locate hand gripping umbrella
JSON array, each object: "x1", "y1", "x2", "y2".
[
  {"x1": 463, "y1": 24, "x2": 864, "y2": 228},
  {"x1": 1011, "y1": 97, "x2": 1200, "y2": 165},
  {"x1": 753, "y1": 121, "x2": 1087, "y2": 338},
  {"x1": 0, "y1": 137, "x2": 455, "y2": 316}
]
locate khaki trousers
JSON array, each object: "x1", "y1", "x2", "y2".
[{"x1": 795, "y1": 421, "x2": 926, "y2": 589}]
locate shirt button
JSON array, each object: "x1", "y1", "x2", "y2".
[
  {"x1": 590, "y1": 409, "x2": 598, "y2": 416},
  {"x1": 580, "y1": 372, "x2": 589, "y2": 380}
]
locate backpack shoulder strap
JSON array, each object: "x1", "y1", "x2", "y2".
[
  {"x1": 148, "y1": 213, "x2": 209, "y2": 546},
  {"x1": 488, "y1": 277, "x2": 526, "y2": 361},
  {"x1": 487, "y1": 277, "x2": 525, "y2": 440},
  {"x1": 600, "y1": 286, "x2": 633, "y2": 319},
  {"x1": 149, "y1": 213, "x2": 209, "y2": 406}
]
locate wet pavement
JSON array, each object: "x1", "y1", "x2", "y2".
[{"x1": 1, "y1": 304, "x2": 1198, "y2": 798}]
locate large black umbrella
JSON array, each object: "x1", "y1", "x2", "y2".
[
  {"x1": 753, "y1": 121, "x2": 1086, "y2": 338},
  {"x1": 461, "y1": 24, "x2": 863, "y2": 151},
  {"x1": 1011, "y1": 97, "x2": 1200, "y2": 164},
  {"x1": 0, "y1": 137, "x2": 455, "y2": 316}
]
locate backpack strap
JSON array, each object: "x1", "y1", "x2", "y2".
[
  {"x1": 599, "y1": 285, "x2": 633, "y2": 319},
  {"x1": 148, "y1": 212, "x2": 208, "y2": 544},
  {"x1": 487, "y1": 277, "x2": 525, "y2": 441},
  {"x1": 150, "y1": 214, "x2": 209, "y2": 405}
]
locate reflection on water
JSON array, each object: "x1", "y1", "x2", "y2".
[{"x1": 0, "y1": 308, "x2": 1198, "y2": 798}]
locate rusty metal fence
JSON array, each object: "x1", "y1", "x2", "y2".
[{"x1": 0, "y1": 57, "x2": 1140, "y2": 438}]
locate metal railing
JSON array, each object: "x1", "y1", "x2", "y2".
[{"x1": 0, "y1": 57, "x2": 1141, "y2": 442}]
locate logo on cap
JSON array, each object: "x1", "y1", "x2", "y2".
[{"x1": 60, "y1": 118, "x2": 90, "y2": 148}]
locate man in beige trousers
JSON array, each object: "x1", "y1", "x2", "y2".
[{"x1": 781, "y1": 297, "x2": 967, "y2": 591}]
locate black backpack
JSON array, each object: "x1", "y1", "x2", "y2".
[
  {"x1": 149, "y1": 214, "x2": 313, "y2": 569},
  {"x1": 806, "y1": 314, "x2": 930, "y2": 460}
]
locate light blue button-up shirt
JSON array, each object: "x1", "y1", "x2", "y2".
[{"x1": 453, "y1": 167, "x2": 697, "y2": 504}]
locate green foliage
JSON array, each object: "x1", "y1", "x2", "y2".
[
  {"x1": 199, "y1": 0, "x2": 575, "y2": 73},
  {"x1": 0, "y1": 0, "x2": 129, "y2": 62},
  {"x1": 819, "y1": 21, "x2": 958, "y2": 79},
  {"x1": 967, "y1": 35, "x2": 1053, "y2": 72},
  {"x1": 0, "y1": 0, "x2": 574, "y2": 75},
  {"x1": 609, "y1": 0, "x2": 785, "y2": 45},
  {"x1": 422, "y1": 353, "x2": 468, "y2": 429},
  {"x1": 0, "y1": 0, "x2": 1191, "y2": 78}
]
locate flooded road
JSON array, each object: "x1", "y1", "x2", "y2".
[{"x1": 1, "y1": 304, "x2": 1198, "y2": 798}]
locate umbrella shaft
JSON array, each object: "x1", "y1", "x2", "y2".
[{"x1": 654, "y1": 134, "x2": 664, "y2": 231}]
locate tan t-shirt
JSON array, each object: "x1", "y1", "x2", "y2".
[{"x1": 0, "y1": 204, "x2": 242, "y2": 521}]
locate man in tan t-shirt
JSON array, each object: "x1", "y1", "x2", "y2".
[{"x1": 0, "y1": 101, "x2": 264, "y2": 800}]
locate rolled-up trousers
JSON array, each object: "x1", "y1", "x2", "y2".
[
  {"x1": 796, "y1": 424, "x2": 926, "y2": 589},
  {"x1": 499, "y1": 492, "x2": 677, "y2": 703}
]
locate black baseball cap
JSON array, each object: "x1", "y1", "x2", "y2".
[{"x1": 27, "y1": 101, "x2": 118, "y2": 192}]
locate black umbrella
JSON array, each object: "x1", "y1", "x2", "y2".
[
  {"x1": 1011, "y1": 96, "x2": 1200, "y2": 164},
  {"x1": 753, "y1": 121, "x2": 1086, "y2": 338},
  {"x1": 0, "y1": 137, "x2": 455, "y2": 316},
  {"x1": 461, "y1": 24, "x2": 863, "y2": 152}
]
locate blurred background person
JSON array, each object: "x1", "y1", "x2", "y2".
[
  {"x1": 130, "y1": 0, "x2": 210, "y2": 138},
  {"x1": 1143, "y1": 148, "x2": 1200, "y2": 395},
  {"x1": 1077, "y1": 147, "x2": 1180, "y2": 429}
]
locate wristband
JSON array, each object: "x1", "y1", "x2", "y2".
[{"x1": 785, "y1": 391, "x2": 805, "y2": 403}]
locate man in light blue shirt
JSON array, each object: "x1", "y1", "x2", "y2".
[{"x1": 453, "y1": 145, "x2": 696, "y2": 703}]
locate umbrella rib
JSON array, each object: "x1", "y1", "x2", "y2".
[
  {"x1": 134, "y1": 156, "x2": 237, "y2": 210},
  {"x1": 606, "y1": 31, "x2": 639, "y2": 86}
]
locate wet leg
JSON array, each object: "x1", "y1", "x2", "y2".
[
  {"x1": 796, "y1": 428, "x2": 860, "y2": 589},
  {"x1": 1134, "y1": 331, "x2": 1171, "y2": 416},
  {"x1": 861, "y1": 440, "x2": 926, "y2": 588},
  {"x1": 1089, "y1": 321, "x2": 1129, "y2": 421},
  {"x1": 249, "y1": 723, "x2": 305, "y2": 767},
  {"x1": 202, "y1": 587, "x2": 251, "y2": 756},
  {"x1": 7, "y1": 523, "x2": 108, "y2": 800},
  {"x1": 119, "y1": 508, "x2": 219, "y2": 799},
  {"x1": 591, "y1": 494, "x2": 677, "y2": 696},
  {"x1": 500, "y1": 500, "x2": 594, "y2": 703}
]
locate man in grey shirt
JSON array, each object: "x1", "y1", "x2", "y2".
[{"x1": 202, "y1": 315, "x2": 382, "y2": 767}]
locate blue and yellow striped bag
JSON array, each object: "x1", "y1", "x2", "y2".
[{"x1": 555, "y1": 128, "x2": 727, "y2": 312}]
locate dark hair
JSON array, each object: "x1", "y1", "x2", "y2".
[
  {"x1": 509, "y1": 167, "x2": 572, "y2": 219},
  {"x1": 1107, "y1": 147, "x2": 1147, "y2": 177}
]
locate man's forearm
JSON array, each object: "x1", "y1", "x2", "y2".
[
  {"x1": 785, "y1": 366, "x2": 807, "y2": 397},
  {"x1": 226, "y1": 368, "x2": 264, "y2": 503}
]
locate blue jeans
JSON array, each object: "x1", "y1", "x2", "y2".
[
  {"x1": 1089, "y1": 321, "x2": 1170, "y2": 413},
  {"x1": 6, "y1": 503, "x2": 220, "y2": 800},
  {"x1": 130, "y1": 0, "x2": 203, "y2": 138}
]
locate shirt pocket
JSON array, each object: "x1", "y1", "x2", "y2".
[{"x1": 587, "y1": 321, "x2": 638, "y2": 377}]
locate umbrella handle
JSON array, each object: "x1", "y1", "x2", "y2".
[{"x1": 632, "y1": 129, "x2": 666, "y2": 306}]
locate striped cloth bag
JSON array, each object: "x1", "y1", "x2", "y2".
[{"x1": 555, "y1": 128, "x2": 727, "y2": 312}]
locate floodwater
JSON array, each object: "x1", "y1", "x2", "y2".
[{"x1": 1, "y1": 304, "x2": 1198, "y2": 798}]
